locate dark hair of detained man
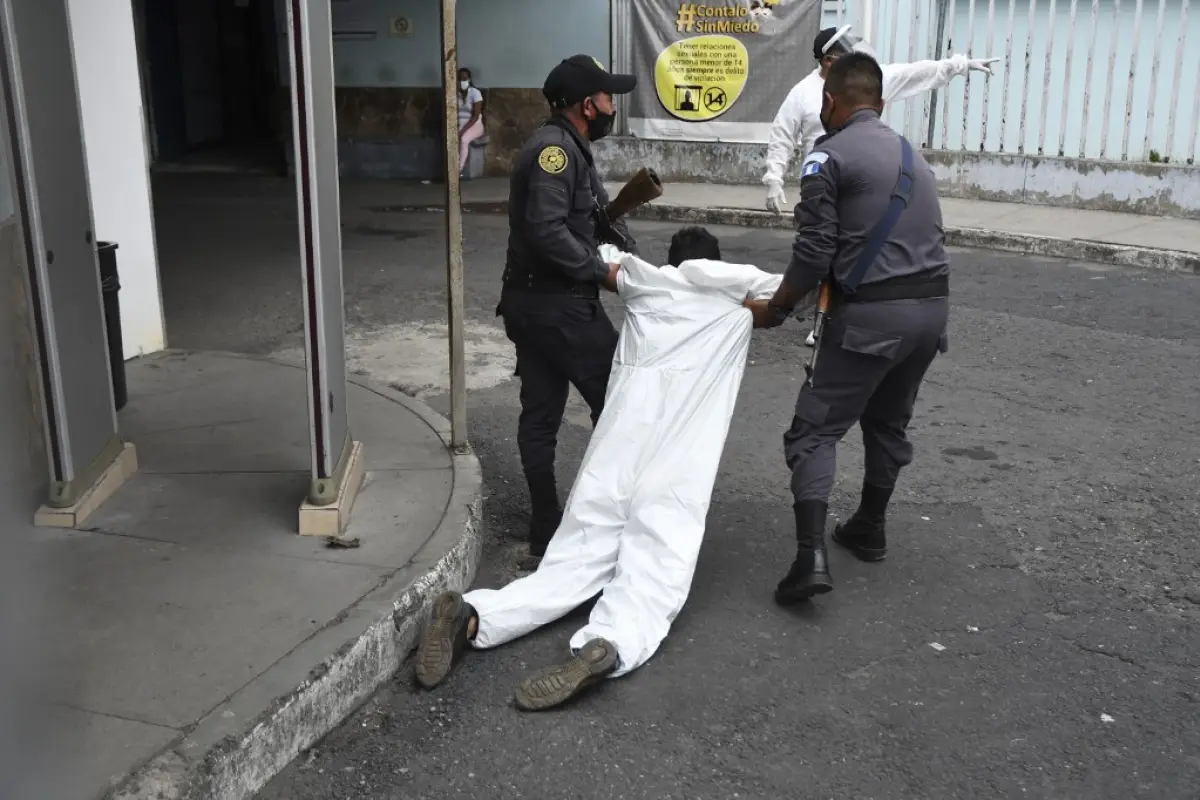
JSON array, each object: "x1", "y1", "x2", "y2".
[{"x1": 667, "y1": 226, "x2": 722, "y2": 266}]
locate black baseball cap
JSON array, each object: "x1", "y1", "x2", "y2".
[
  {"x1": 543, "y1": 54, "x2": 637, "y2": 109},
  {"x1": 814, "y1": 27, "x2": 839, "y2": 59}
]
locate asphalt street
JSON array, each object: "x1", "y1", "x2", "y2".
[{"x1": 156, "y1": 181, "x2": 1200, "y2": 799}]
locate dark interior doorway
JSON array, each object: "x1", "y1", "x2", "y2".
[{"x1": 140, "y1": 0, "x2": 286, "y2": 173}]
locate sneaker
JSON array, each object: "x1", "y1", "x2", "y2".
[
  {"x1": 513, "y1": 638, "x2": 618, "y2": 712},
  {"x1": 805, "y1": 330, "x2": 817, "y2": 347},
  {"x1": 414, "y1": 591, "x2": 475, "y2": 689}
]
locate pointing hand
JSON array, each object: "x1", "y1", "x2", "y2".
[{"x1": 968, "y1": 57, "x2": 1001, "y2": 75}]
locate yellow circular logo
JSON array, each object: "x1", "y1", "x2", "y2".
[
  {"x1": 538, "y1": 145, "x2": 568, "y2": 174},
  {"x1": 654, "y1": 35, "x2": 750, "y2": 122}
]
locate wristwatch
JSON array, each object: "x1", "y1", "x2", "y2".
[{"x1": 767, "y1": 302, "x2": 791, "y2": 327}]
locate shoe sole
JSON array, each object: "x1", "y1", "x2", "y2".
[
  {"x1": 832, "y1": 526, "x2": 888, "y2": 562},
  {"x1": 774, "y1": 575, "x2": 834, "y2": 605},
  {"x1": 414, "y1": 591, "x2": 465, "y2": 690},
  {"x1": 513, "y1": 639, "x2": 618, "y2": 712}
]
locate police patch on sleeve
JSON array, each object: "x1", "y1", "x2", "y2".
[
  {"x1": 801, "y1": 151, "x2": 828, "y2": 178},
  {"x1": 538, "y1": 145, "x2": 569, "y2": 175}
]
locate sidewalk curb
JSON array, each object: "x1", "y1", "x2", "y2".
[
  {"x1": 628, "y1": 203, "x2": 1200, "y2": 275},
  {"x1": 108, "y1": 353, "x2": 484, "y2": 800}
]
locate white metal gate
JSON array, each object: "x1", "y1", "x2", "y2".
[{"x1": 828, "y1": 0, "x2": 1200, "y2": 164}]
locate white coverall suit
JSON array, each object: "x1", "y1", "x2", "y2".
[
  {"x1": 465, "y1": 255, "x2": 782, "y2": 676},
  {"x1": 763, "y1": 55, "x2": 976, "y2": 199}
]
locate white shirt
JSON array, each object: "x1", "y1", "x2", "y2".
[
  {"x1": 457, "y1": 86, "x2": 483, "y2": 128},
  {"x1": 763, "y1": 55, "x2": 972, "y2": 187}
]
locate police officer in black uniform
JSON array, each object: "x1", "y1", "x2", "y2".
[
  {"x1": 500, "y1": 55, "x2": 638, "y2": 566},
  {"x1": 746, "y1": 53, "x2": 951, "y2": 605}
]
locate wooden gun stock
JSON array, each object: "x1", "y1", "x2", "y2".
[{"x1": 605, "y1": 167, "x2": 664, "y2": 222}]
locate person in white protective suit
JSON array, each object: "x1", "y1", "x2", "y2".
[
  {"x1": 412, "y1": 228, "x2": 782, "y2": 711},
  {"x1": 764, "y1": 25, "x2": 998, "y2": 346}
]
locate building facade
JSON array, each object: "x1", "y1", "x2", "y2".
[{"x1": 0, "y1": 0, "x2": 384, "y2": 533}]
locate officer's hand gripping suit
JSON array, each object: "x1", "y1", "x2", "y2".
[{"x1": 466, "y1": 254, "x2": 782, "y2": 675}]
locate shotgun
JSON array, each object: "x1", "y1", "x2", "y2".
[
  {"x1": 594, "y1": 167, "x2": 664, "y2": 251},
  {"x1": 803, "y1": 282, "x2": 834, "y2": 388}
]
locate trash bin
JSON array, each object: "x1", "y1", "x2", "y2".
[{"x1": 97, "y1": 242, "x2": 127, "y2": 411}]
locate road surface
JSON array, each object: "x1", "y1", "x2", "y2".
[{"x1": 157, "y1": 189, "x2": 1200, "y2": 799}]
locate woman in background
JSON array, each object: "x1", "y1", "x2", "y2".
[{"x1": 457, "y1": 67, "x2": 485, "y2": 177}]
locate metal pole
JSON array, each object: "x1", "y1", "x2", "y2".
[
  {"x1": 941, "y1": 0, "x2": 958, "y2": 148},
  {"x1": 1078, "y1": 0, "x2": 1100, "y2": 157},
  {"x1": 1057, "y1": 0, "x2": 1079, "y2": 157},
  {"x1": 1121, "y1": 0, "x2": 1145, "y2": 161},
  {"x1": 1141, "y1": 0, "x2": 1167, "y2": 160},
  {"x1": 1017, "y1": 0, "x2": 1037, "y2": 153},
  {"x1": 927, "y1": 0, "x2": 952, "y2": 149},
  {"x1": 998, "y1": 0, "x2": 1017, "y2": 151},
  {"x1": 1163, "y1": 0, "x2": 1190, "y2": 162},
  {"x1": 863, "y1": 0, "x2": 877, "y2": 42},
  {"x1": 440, "y1": 0, "x2": 467, "y2": 451},
  {"x1": 1099, "y1": 0, "x2": 1121, "y2": 158},
  {"x1": 980, "y1": 0, "x2": 996, "y2": 150}
]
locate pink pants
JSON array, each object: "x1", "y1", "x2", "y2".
[{"x1": 458, "y1": 118, "x2": 485, "y2": 172}]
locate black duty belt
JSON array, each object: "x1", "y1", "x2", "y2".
[
  {"x1": 841, "y1": 272, "x2": 948, "y2": 303},
  {"x1": 505, "y1": 278, "x2": 599, "y2": 300}
]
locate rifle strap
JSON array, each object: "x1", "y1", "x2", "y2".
[{"x1": 841, "y1": 136, "x2": 916, "y2": 295}]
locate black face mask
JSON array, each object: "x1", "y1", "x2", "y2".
[
  {"x1": 584, "y1": 98, "x2": 616, "y2": 141},
  {"x1": 819, "y1": 94, "x2": 835, "y2": 135},
  {"x1": 587, "y1": 110, "x2": 615, "y2": 141}
]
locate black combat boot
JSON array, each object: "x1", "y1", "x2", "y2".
[
  {"x1": 775, "y1": 500, "x2": 834, "y2": 605},
  {"x1": 524, "y1": 472, "x2": 562, "y2": 564},
  {"x1": 832, "y1": 481, "x2": 892, "y2": 562}
]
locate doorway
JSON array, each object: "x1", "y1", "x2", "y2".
[{"x1": 140, "y1": 0, "x2": 286, "y2": 173}]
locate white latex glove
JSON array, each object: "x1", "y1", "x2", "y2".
[
  {"x1": 765, "y1": 181, "x2": 788, "y2": 214},
  {"x1": 598, "y1": 243, "x2": 626, "y2": 264},
  {"x1": 968, "y1": 57, "x2": 1001, "y2": 75}
]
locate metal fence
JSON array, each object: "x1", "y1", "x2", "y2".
[{"x1": 827, "y1": 0, "x2": 1200, "y2": 164}]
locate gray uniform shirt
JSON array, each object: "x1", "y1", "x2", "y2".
[{"x1": 783, "y1": 109, "x2": 949, "y2": 299}]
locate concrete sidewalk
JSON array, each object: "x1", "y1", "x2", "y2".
[
  {"x1": 624, "y1": 182, "x2": 1200, "y2": 274},
  {"x1": 30, "y1": 351, "x2": 481, "y2": 800},
  {"x1": 328, "y1": 176, "x2": 1200, "y2": 274}
]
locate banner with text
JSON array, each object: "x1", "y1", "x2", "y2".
[{"x1": 627, "y1": 0, "x2": 821, "y2": 142}]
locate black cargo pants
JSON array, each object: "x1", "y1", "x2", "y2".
[
  {"x1": 500, "y1": 294, "x2": 619, "y2": 480},
  {"x1": 784, "y1": 297, "x2": 949, "y2": 503}
]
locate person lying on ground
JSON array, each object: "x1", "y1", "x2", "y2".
[{"x1": 411, "y1": 226, "x2": 782, "y2": 711}]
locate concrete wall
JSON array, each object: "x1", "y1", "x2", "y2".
[
  {"x1": 593, "y1": 135, "x2": 816, "y2": 186},
  {"x1": 592, "y1": 136, "x2": 1200, "y2": 220},
  {"x1": 320, "y1": 0, "x2": 610, "y2": 88},
  {"x1": 67, "y1": 0, "x2": 166, "y2": 358},
  {"x1": 277, "y1": 0, "x2": 610, "y2": 179},
  {"x1": 927, "y1": 152, "x2": 1200, "y2": 221}
]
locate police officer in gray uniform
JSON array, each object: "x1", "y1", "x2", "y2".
[
  {"x1": 500, "y1": 55, "x2": 638, "y2": 566},
  {"x1": 745, "y1": 53, "x2": 950, "y2": 605}
]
